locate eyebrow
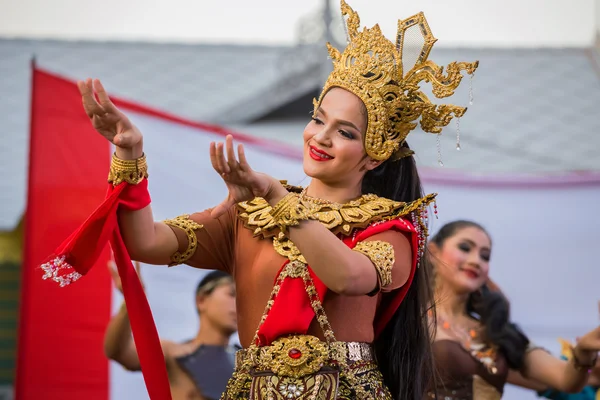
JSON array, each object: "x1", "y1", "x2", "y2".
[{"x1": 317, "y1": 107, "x2": 360, "y2": 132}]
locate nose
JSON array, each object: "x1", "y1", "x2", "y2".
[
  {"x1": 466, "y1": 251, "x2": 481, "y2": 270},
  {"x1": 312, "y1": 126, "x2": 332, "y2": 147}
]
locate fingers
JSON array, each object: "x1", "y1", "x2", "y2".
[
  {"x1": 238, "y1": 143, "x2": 250, "y2": 171},
  {"x1": 93, "y1": 79, "x2": 119, "y2": 114},
  {"x1": 211, "y1": 136, "x2": 250, "y2": 176},
  {"x1": 209, "y1": 142, "x2": 218, "y2": 170},
  {"x1": 216, "y1": 142, "x2": 229, "y2": 173},
  {"x1": 225, "y1": 135, "x2": 238, "y2": 171},
  {"x1": 78, "y1": 78, "x2": 105, "y2": 118},
  {"x1": 210, "y1": 142, "x2": 225, "y2": 174},
  {"x1": 210, "y1": 141, "x2": 230, "y2": 174}
]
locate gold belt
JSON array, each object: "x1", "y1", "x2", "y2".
[{"x1": 235, "y1": 335, "x2": 373, "y2": 378}]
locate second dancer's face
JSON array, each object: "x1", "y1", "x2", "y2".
[
  {"x1": 432, "y1": 226, "x2": 492, "y2": 295},
  {"x1": 302, "y1": 88, "x2": 380, "y2": 186}
]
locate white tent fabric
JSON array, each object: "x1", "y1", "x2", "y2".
[{"x1": 109, "y1": 111, "x2": 600, "y2": 400}]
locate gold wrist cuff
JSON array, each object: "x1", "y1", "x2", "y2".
[
  {"x1": 163, "y1": 215, "x2": 204, "y2": 266},
  {"x1": 269, "y1": 193, "x2": 313, "y2": 233},
  {"x1": 353, "y1": 240, "x2": 394, "y2": 289},
  {"x1": 108, "y1": 153, "x2": 148, "y2": 185}
]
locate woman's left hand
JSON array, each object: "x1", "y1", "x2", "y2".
[
  {"x1": 573, "y1": 326, "x2": 600, "y2": 366},
  {"x1": 210, "y1": 135, "x2": 286, "y2": 218}
]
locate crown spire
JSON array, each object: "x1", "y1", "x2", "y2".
[{"x1": 315, "y1": 0, "x2": 479, "y2": 161}]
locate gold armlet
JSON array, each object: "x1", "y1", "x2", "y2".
[
  {"x1": 108, "y1": 153, "x2": 149, "y2": 185},
  {"x1": 269, "y1": 193, "x2": 313, "y2": 233},
  {"x1": 353, "y1": 240, "x2": 394, "y2": 289},
  {"x1": 163, "y1": 215, "x2": 204, "y2": 266}
]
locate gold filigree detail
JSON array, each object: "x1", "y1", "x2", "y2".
[
  {"x1": 273, "y1": 235, "x2": 307, "y2": 264},
  {"x1": 163, "y1": 214, "x2": 204, "y2": 266},
  {"x1": 258, "y1": 336, "x2": 330, "y2": 378},
  {"x1": 269, "y1": 193, "x2": 315, "y2": 234},
  {"x1": 239, "y1": 191, "x2": 436, "y2": 268},
  {"x1": 107, "y1": 152, "x2": 148, "y2": 185},
  {"x1": 238, "y1": 192, "x2": 437, "y2": 240},
  {"x1": 222, "y1": 361, "x2": 390, "y2": 399},
  {"x1": 353, "y1": 240, "x2": 394, "y2": 288},
  {"x1": 248, "y1": 371, "x2": 339, "y2": 400},
  {"x1": 314, "y1": 1, "x2": 479, "y2": 161}
]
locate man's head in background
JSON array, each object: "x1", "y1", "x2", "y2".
[{"x1": 196, "y1": 271, "x2": 237, "y2": 336}]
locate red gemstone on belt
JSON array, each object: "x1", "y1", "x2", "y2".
[{"x1": 288, "y1": 349, "x2": 302, "y2": 359}]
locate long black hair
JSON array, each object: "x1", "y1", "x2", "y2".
[
  {"x1": 362, "y1": 142, "x2": 436, "y2": 400},
  {"x1": 430, "y1": 220, "x2": 530, "y2": 369}
]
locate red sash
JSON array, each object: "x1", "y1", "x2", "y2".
[
  {"x1": 256, "y1": 218, "x2": 419, "y2": 344},
  {"x1": 40, "y1": 179, "x2": 172, "y2": 400}
]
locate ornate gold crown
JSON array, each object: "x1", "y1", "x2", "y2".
[{"x1": 314, "y1": 0, "x2": 479, "y2": 161}]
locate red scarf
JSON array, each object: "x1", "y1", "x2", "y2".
[{"x1": 41, "y1": 179, "x2": 172, "y2": 400}]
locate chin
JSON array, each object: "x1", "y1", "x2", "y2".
[
  {"x1": 453, "y1": 280, "x2": 481, "y2": 295},
  {"x1": 303, "y1": 160, "x2": 328, "y2": 181},
  {"x1": 465, "y1": 282, "x2": 486, "y2": 294}
]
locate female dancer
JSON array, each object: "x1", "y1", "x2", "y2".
[
  {"x1": 428, "y1": 220, "x2": 600, "y2": 399},
  {"x1": 42, "y1": 2, "x2": 478, "y2": 399}
]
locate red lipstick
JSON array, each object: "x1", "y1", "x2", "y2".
[{"x1": 309, "y1": 145, "x2": 333, "y2": 161}]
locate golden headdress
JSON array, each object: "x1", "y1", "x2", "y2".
[{"x1": 314, "y1": 0, "x2": 479, "y2": 161}]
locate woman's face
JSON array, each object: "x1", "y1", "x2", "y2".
[
  {"x1": 432, "y1": 226, "x2": 492, "y2": 295},
  {"x1": 302, "y1": 87, "x2": 380, "y2": 186}
]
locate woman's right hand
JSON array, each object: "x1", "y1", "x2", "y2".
[{"x1": 77, "y1": 78, "x2": 143, "y2": 159}]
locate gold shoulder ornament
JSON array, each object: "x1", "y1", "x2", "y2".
[{"x1": 237, "y1": 189, "x2": 436, "y2": 264}]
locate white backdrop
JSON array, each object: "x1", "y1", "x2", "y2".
[{"x1": 109, "y1": 111, "x2": 600, "y2": 400}]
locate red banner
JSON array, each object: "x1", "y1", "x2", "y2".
[{"x1": 16, "y1": 65, "x2": 112, "y2": 400}]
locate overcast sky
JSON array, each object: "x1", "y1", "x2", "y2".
[{"x1": 0, "y1": 0, "x2": 597, "y2": 47}]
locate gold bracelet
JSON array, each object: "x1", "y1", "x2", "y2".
[
  {"x1": 163, "y1": 215, "x2": 204, "y2": 266},
  {"x1": 269, "y1": 193, "x2": 297, "y2": 221},
  {"x1": 108, "y1": 152, "x2": 149, "y2": 185},
  {"x1": 353, "y1": 240, "x2": 395, "y2": 289},
  {"x1": 269, "y1": 193, "x2": 313, "y2": 233},
  {"x1": 570, "y1": 346, "x2": 598, "y2": 372}
]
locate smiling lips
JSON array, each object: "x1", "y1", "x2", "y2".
[
  {"x1": 309, "y1": 145, "x2": 334, "y2": 161},
  {"x1": 460, "y1": 268, "x2": 479, "y2": 280}
]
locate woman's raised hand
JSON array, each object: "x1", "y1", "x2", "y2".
[
  {"x1": 77, "y1": 78, "x2": 143, "y2": 159},
  {"x1": 209, "y1": 135, "x2": 285, "y2": 218}
]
